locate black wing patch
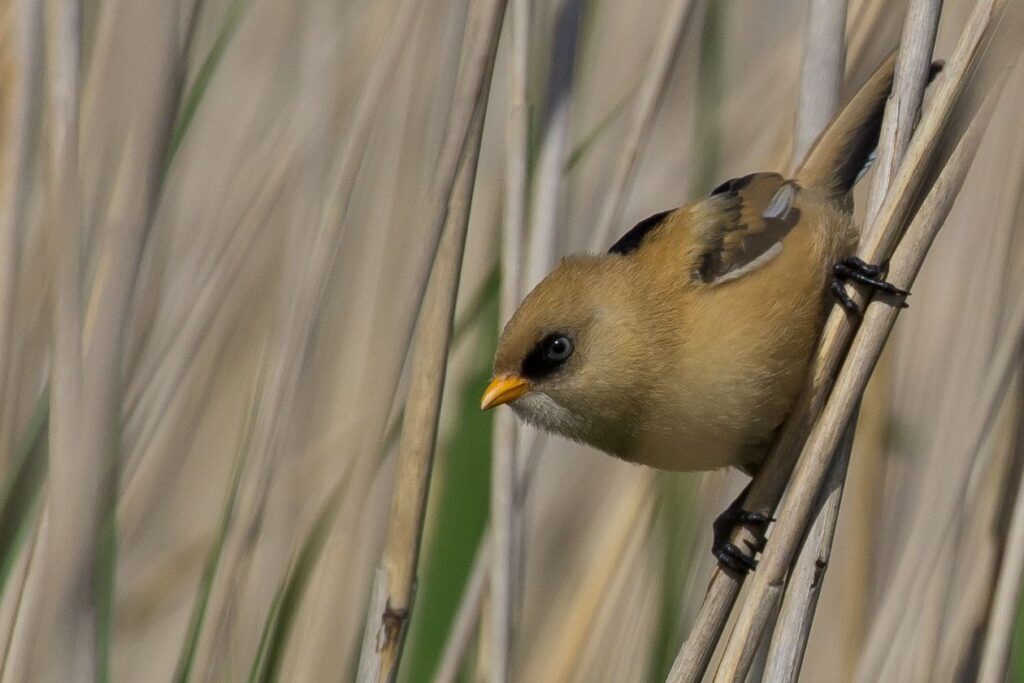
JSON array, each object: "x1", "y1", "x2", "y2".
[
  {"x1": 709, "y1": 173, "x2": 756, "y2": 197},
  {"x1": 608, "y1": 210, "x2": 672, "y2": 255}
]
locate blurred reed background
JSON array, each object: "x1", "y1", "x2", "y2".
[{"x1": 1, "y1": 0, "x2": 1023, "y2": 680}]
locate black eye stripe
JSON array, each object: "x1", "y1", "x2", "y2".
[{"x1": 521, "y1": 333, "x2": 574, "y2": 379}]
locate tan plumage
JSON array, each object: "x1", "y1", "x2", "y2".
[{"x1": 482, "y1": 53, "x2": 922, "y2": 474}]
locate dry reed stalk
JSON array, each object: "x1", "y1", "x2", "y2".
[
  {"x1": 592, "y1": 0, "x2": 697, "y2": 248},
  {"x1": 713, "y1": 67, "x2": 1001, "y2": 681},
  {"x1": 359, "y1": 102, "x2": 487, "y2": 683},
  {"x1": 490, "y1": 410, "x2": 519, "y2": 682},
  {"x1": 764, "y1": 423, "x2": 853, "y2": 682},
  {"x1": 863, "y1": 0, "x2": 944, "y2": 220},
  {"x1": 671, "y1": 1, "x2": 1012, "y2": 679},
  {"x1": 356, "y1": 2, "x2": 507, "y2": 678},
  {"x1": 27, "y1": 0, "x2": 88, "y2": 677},
  {"x1": 764, "y1": 1, "x2": 942, "y2": 675},
  {"x1": 837, "y1": 353, "x2": 889, "y2": 676},
  {"x1": 492, "y1": 1, "x2": 581, "y2": 673},
  {"x1": 502, "y1": 0, "x2": 529, "y2": 315},
  {"x1": 523, "y1": 0, "x2": 580, "y2": 290},
  {"x1": 490, "y1": 0, "x2": 530, "y2": 676},
  {"x1": 792, "y1": 0, "x2": 848, "y2": 162}
]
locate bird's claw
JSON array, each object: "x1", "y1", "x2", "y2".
[
  {"x1": 715, "y1": 542, "x2": 759, "y2": 574},
  {"x1": 712, "y1": 507, "x2": 772, "y2": 575},
  {"x1": 831, "y1": 256, "x2": 910, "y2": 315}
]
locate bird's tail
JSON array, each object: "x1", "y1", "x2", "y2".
[{"x1": 796, "y1": 52, "x2": 941, "y2": 200}]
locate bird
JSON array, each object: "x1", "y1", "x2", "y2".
[{"x1": 481, "y1": 53, "x2": 936, "y2": 573}]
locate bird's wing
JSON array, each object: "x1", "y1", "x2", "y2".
[{"x1": 690, "y1": 172, "x2": 800, "y2": 285}]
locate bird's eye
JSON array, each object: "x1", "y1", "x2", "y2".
[
  {"x1": 544, "y1": 335, "x2": 573, "y2": 362},
  {"x1": 521, "y1": 333, "x2": 576, "y2": 379}
]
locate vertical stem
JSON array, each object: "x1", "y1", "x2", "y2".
[
  {"x1": 792, "y1": 0, "x2": 848, "y2": 162},
  {"x1": 33, "y1": 0, "x2": 87, "y2": 678},
  {"x1": 864, "y1": 0, "x2": 944, "y2": 222},
  {"x1": 763, "y1": 421, "x2": 853, "y2": 682},
  {"x1": 362, "y1": 99, "x2": 486, "y2": 683},
  {"x1": 356, "y1": 2, "x2": 507, "y2": 679},
  {"x1": 522, "y1": 0, "x2": 581, "y2": 290},
  {"x1": 491, "y1": 0, "x2": 530, "y2": 678}
]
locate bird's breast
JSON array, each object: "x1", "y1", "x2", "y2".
[{"x1": 622, "y1": 414, "x2": 760, "y2": 472}]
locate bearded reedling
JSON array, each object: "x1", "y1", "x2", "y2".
[{"x1": 482, "y1": 53, "x2": 939, "y2": 572}]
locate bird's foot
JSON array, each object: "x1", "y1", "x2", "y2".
[
  {"x1": 712, "y1": 507, "x2": 773, "y2": 575},
  {"x1": 831, "y1": 256, "x2": 910, "y2": 315}
]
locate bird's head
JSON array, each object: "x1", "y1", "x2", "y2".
[{"x1": 481, "y1": 255, "x2": 669, "y2": 454}]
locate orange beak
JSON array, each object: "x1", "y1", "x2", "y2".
[{"x1": 480, "y1": 375, "x2": 530, "y2": 411}]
